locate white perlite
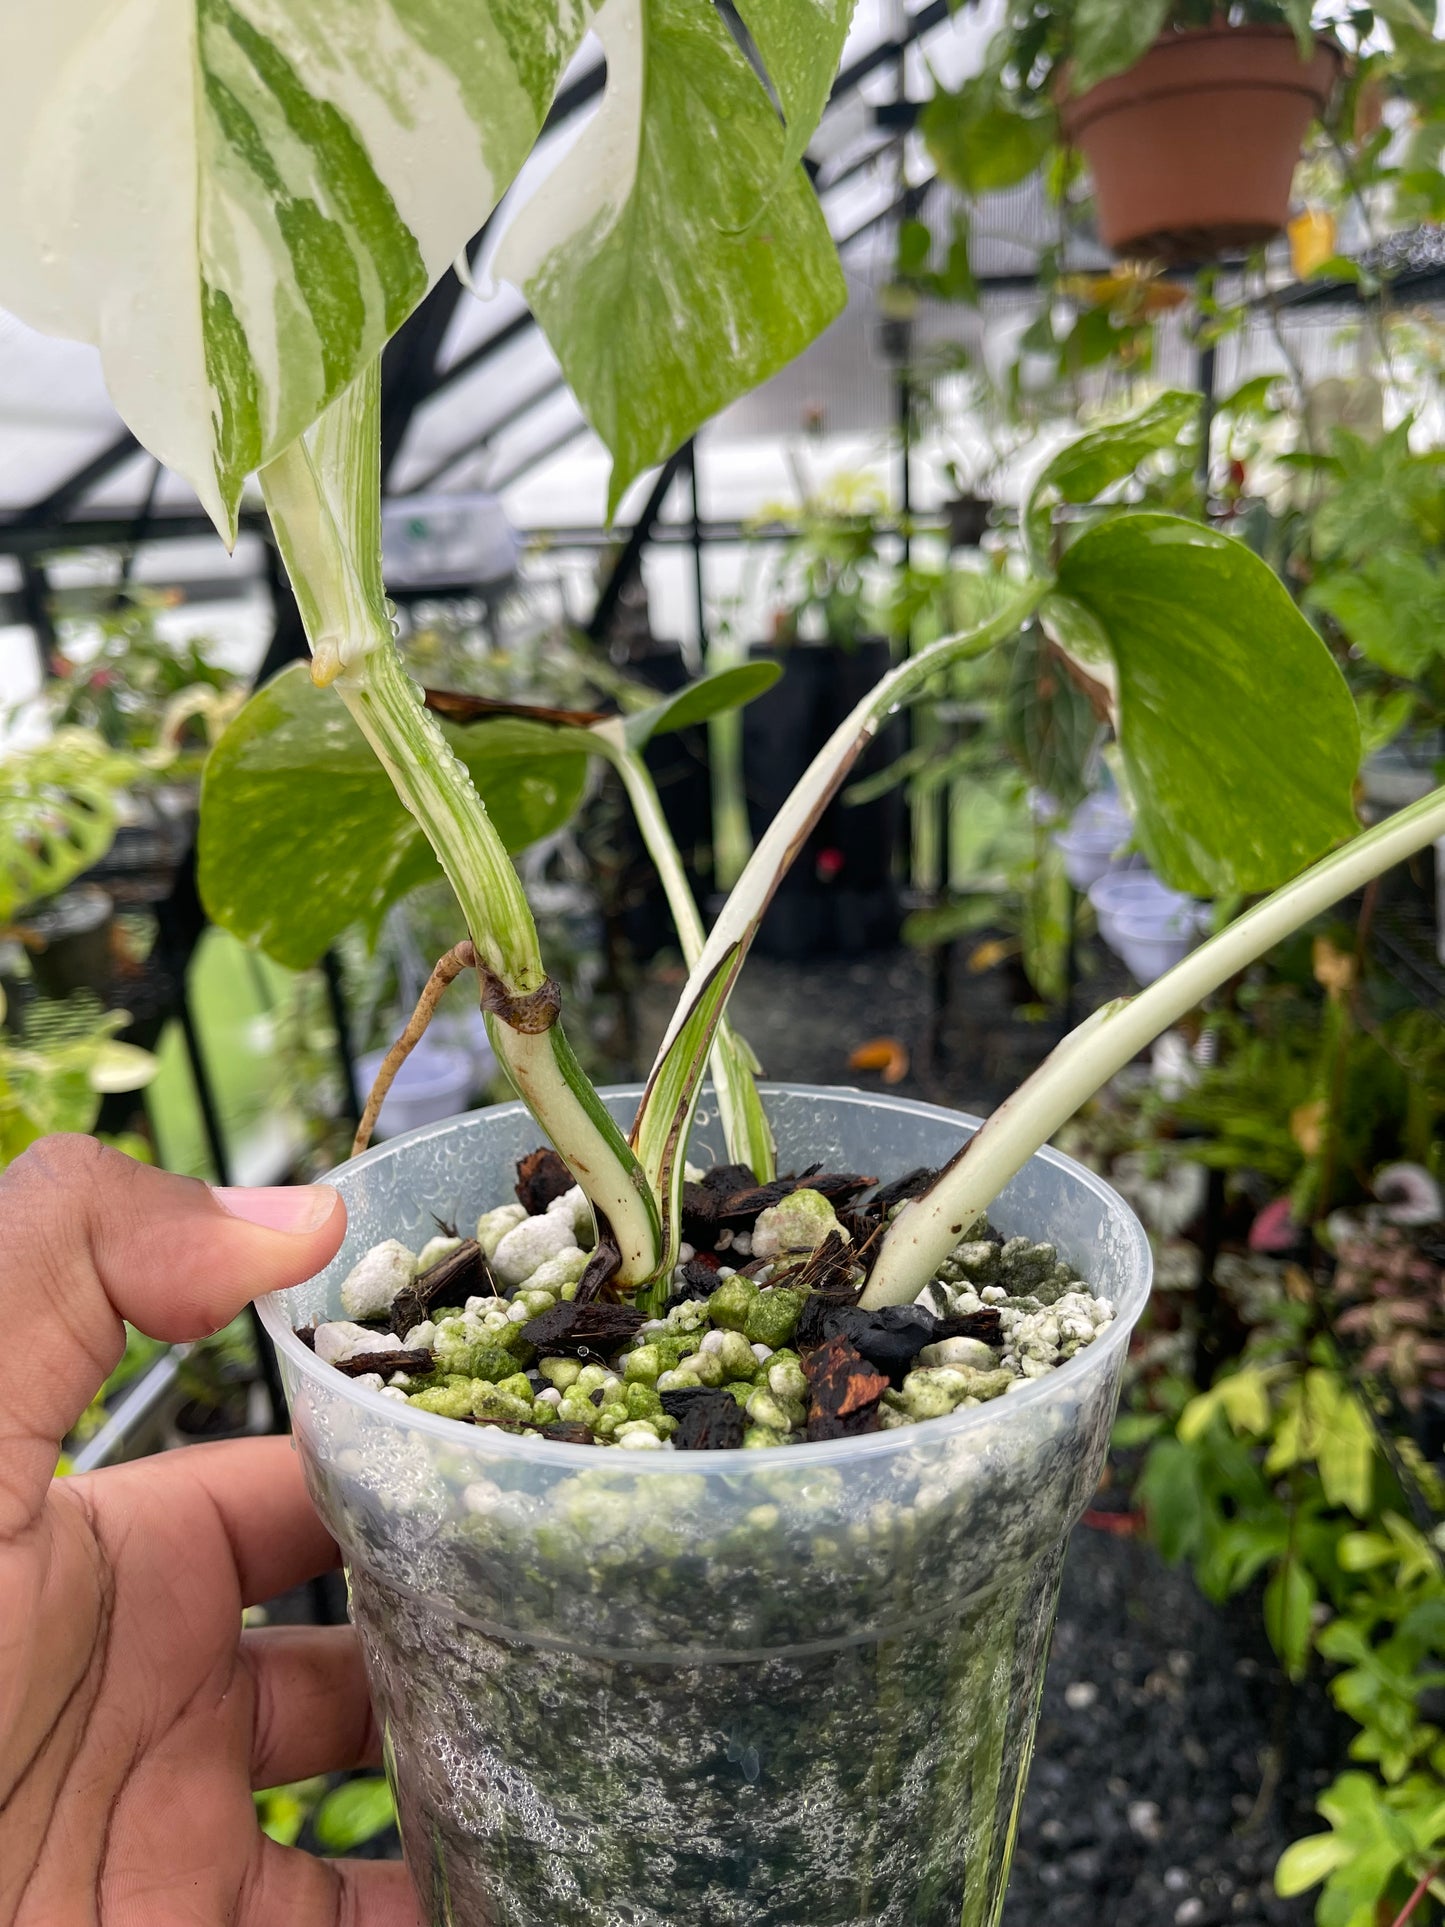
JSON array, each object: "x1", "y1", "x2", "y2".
[
  {"x1": 492, "y1": 1210, "x2": 579, "y2": 1286},
  {"x1": 339, "y1": 1238, "x2": 416, "y2": 1318},
  {"x1": 314, "y1": 1321, "x2": 405, "y2": 1365}
]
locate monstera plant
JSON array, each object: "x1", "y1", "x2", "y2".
[{"x1": 0, "y1": 3, "x2": 1442, "y2": 1290}]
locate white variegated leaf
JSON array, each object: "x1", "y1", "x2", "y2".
[
  {"x1": 0, "y1": 0, "x2": 591, "y2": 540},
  {"x1": 496, "y1": 0, "x2": 848, "y2": 517}
]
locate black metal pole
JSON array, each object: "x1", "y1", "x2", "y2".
[
  {"x1": 686, "y1": 439, "x2": 707, "y2": 674},
  {"x1": 1196, "y1": 338, "x2": 1217, "y2": 504},
  {"x1": 321, "y1": 947, "x2": 361, "y2": 1128},
  {"x1": 19, "y1": 559, "x2": 56, "y2": 677}
]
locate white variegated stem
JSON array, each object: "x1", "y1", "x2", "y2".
[
  {"x1": 593, "y1": 721, "x2": 776, "y2": 1182},
  {"x1": 259, "y1": 420, "x2": 662, "y2": 1283},
  {"x1": 863, "y1": 785, "x2": 1445, "y2": 1308},
  {"x1": 635, "y1": 585, "x2": 1046, "y2": 1150}
]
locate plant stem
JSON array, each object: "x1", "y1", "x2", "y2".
[
  {"x1": 1390, "y1": 1863, "x2": 1441, "y2": 1927},
  {"x1": 259, "y1": 385, "x2": 661, "y2": 1282},
  {"x1": 593, "y1": 722, "x2": 776, "y2": 1180},
  {"x1": 639, "y1": 583, "x2": 1046, "y2": 1158},
  {"x1": 863, "y1": 784, "x2": 1445, "y2": 1307}
]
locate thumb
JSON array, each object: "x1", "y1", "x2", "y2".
[{"x1": 0, "y1": 1134, "x2": 344, "y2": 1529}]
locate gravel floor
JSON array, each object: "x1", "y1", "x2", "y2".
[
  {"x1": 1002, "y1": 1523, "x2": 1344, "y2": 1927},
  {"x1": 636, "y1": 941, "x2": 1106, "y2": 1116}
]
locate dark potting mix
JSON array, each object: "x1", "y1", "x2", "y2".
[{"x1": 298, "y1": 1147, "x2": 1115, "y2": 1448}]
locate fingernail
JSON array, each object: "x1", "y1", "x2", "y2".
[{"x1": 212, "y1": 1184, "x2": 340, "y2": 1234}]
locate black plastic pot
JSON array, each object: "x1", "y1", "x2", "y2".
[
  {"x1": 612, "y1": 646, "x2": 715, "y2": 963},
  {"x1": 741, "y1": 637, "x2": 904, "y2": 960},
  {"x1": 23, "y1": 884, "x2": 115, "y2": 999},
  {"x1": 944, "y1": 494, "x2": 992, "y2": 551}
]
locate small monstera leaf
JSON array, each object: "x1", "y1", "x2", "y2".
[
  {"x1": 0, "y1": 0, "x2": 852, "y2": 536},
  {"x1": 0, "y1": 733, "x2": 144, "y2": 924},
  {"x1": 198, "y1": 664, "x2": 589, "y2": 968}
]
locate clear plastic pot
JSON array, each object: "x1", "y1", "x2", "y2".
[{"x1": 259, "y1": 1084, "x2": 1152, "y2": 1927}]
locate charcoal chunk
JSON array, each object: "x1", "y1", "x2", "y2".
[
  {"x1": 819, "y1": 1305, "x2": 940, "y2": 1387},
  {"x1": 292, "y1": 1324, "x2": 317, "y2": 1351},
  {"x1": 795, "y1": 1287, "x2": 867, "y2": 1353},
  {"x1": 391, "y1": 1237, "x2": 492, "y2": 1335},
  {"x1": 515, "y1": 1146, "x2": 575, "y2": 1215},
  {"x1": 701, "y1": 1161, "x2": 758, "y2": 1196},
  {"x1": 870, "y1": 1166, "x2": 938, "y2": 1212},
  {"x1": 671, "y1": 1389, "x2": 747, "y2": 1450},
  {"x1": 521, "y1": 1299, "x2": 643, "y2": 1357},
  {"x1": 803, "y1": 1333, "x2": 889, "y2": 1441},
  {"x1": 332, "y1": 1347, "x2": 434, "y2": 1378},
  {"x1": 670, "y1": 1255, "x2": 721, "y2": 1304},
  {"x1": 681, "y1": 1183, "x2": 721, "y2": 1247}
]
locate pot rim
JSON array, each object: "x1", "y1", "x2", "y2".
[
  {"x1": 259, "y1": 1082, "x2": 1152, "y2": 1473},
  {"x1": 1058, "y1": 22, "x2": 1343, "y2": 130}
]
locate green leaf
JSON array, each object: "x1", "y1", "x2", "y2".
[
  {"x1": 1069, "y1": 0, "x2": 1172, "y2": 95},
  {"x1": 1307, "y1": 553, "x2": 1445, "y2": 679},
  {"x1": 622, "y1": 661, "x2": 782, "y2": 751},
  {"x1": 1265, "y1": 1558, "x2": 1318, "y2": 1681},
  {"x1": 1025, "y1": 391, "x2": 1199, "y2": 568},
  {"x1": 312, "y1": 1777, "x2": 396, "y2": 1853},
  {"x1": 1054, "y1": 514, "x2": 1361, "y2": 896},
  {"x1": 1282, "y1": 0, "x2": 1318, "y2": 57},
  {"x1": 198, "y1": 663, "x2": 588, "y2": 969},
  {"x1": 730, "y1": 0, "x2": 858, "y2": 181},
  {"x1": 1275, "y1": 1830, "x2": 1352, "y2": 1896},
  {"x1": 496, "y1": 0, "x2": 846, "y2": 520},
  {"x1": 0, "y1": 3, "x2": 586, "y2": 541},
  {"x1": 921, "y1": 78, "x2": 1054, "y2": 195},
  {"x1": 1139, "y1": 1436, "x2": 1206, "y2": 1564},
  {"x1": 1311, "y1": 1377, "x2": 1377, "y2": 1519}
]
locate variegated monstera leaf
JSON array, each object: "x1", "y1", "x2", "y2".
[{"x1": 0, "y1": 0, "x2": 853, "y2": 536}]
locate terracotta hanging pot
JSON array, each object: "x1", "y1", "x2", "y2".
[{"x1": 1058, "y1": 25, "x2": 1342, "y2": 264}]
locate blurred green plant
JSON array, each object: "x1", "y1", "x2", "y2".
[{"x1": 0, "y1": 990, "x2": 157, "y2": 1168}]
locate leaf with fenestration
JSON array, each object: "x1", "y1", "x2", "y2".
[
  {"x1": 0, "y1": 3, "x2": 588, "y2": 541},
  {"x1": 495, "y1": 0, "x2": 846, "y2": 519},
  {"x1": 1053, "y1": 514, "x2": 1360, "y2": 896},
  {"x1": 731, "y1": 0, "x2": 858, "y2": 183},
  {"x1": 198, "y1": 664, "x2": 588, "y2": 968}
]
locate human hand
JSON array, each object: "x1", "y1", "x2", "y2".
[{"x1": 0, "y1": 1136, "x2": 421, "y2": 1927}]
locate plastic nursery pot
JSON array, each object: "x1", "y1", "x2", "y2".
[
  {"x1": 353, "y1": 1039, "x2": 474, "y2": 1141},
  {"x1": 1058, "y1": 26, "x2": 1342, "y2": 263},
  {"x1": 261, "y1": 1084, "x2": 1151, "y2": 1927},
  {"x1": 1086, "y1": 872, "x2": 1190, "y2": 957},
  {"x1": 1114, "y1": 904, "x2": 1205, "y2": 987},
  {"x1": 21, "y1": 883, "x2": 115, "y2": 999}
]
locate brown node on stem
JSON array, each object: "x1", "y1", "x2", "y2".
[
  {"x1": 352, "y1": 945, "x2": 563, "y2": 1157},
  {"x1": 478, "y1": 968, "x2": 562, "y2": 1034}
]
